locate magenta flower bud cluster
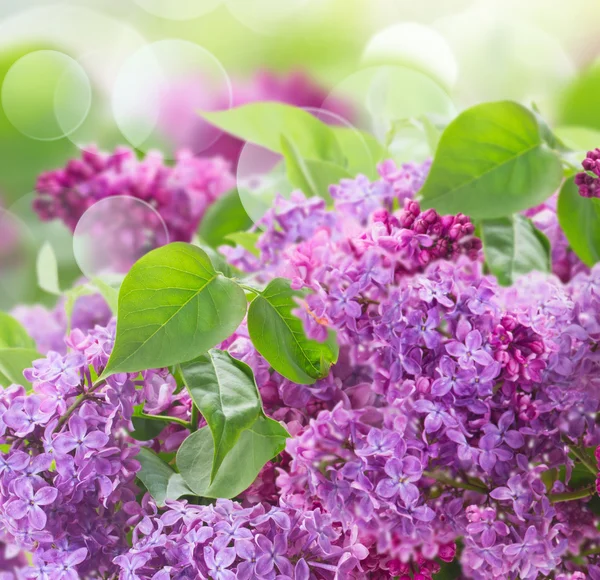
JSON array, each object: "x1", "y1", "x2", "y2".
[
  {"x1": 575, "y1": 148, "x2": 600, "y2": 198},
  {"x1": 34, "y1": 147, "x2": 235, "y2": 243}
]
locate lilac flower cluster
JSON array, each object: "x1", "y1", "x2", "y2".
[
  {"x1": 34, "y1": 147, "x2": 234, "y2": 243},
  {"x1": 218, "y1": 160, "x2": 600, "y2": 578},
  {"x1": 4, "y1": 152, "x2": 600, "y2": 579},
  {"x1": 0, "y1": 321, "x2": 144, "y2": 578},
  {"x1": 575, "y1": 148, "x2": 600, "y2": 198},
  {"x1": 115, "y1": 497, "x2": 368, "y2": 579},
  {"x1": 12, "y1": 293, "x2": 112, "y2": 355}
]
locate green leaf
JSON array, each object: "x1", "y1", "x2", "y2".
[
  {"x1": 36, "y1": 241, "x2": 60, "y2": 295},
  {"x1": 557, "y1": 61, "x2": 600, "y2": 132},
  {"x1": 136, "y1": 447, "x2": 193, "y2": 506},
  {"x1": 557, "y1": 176, "x2": 600, "y2": 267},
  {"x1": 180, "y1": 349, "x2": 262, "y2": 481},
  {"x1": 247, "y1": 278, "x2": 338, "y2": 385},
  {"x1": 198, "y1": 189, "x2": 253, "y2": 248},
  {"x1": 479, "y1": 215, "x2": 551, "y2": 286},
  {"x1": 223, "y1": 232, "x2": 261, "y2": 257},
  {"x1": 280, "y1": 135, "x2": 351, "y2": 201},
  {"x1": 0, "y1": 312, "x2": 36, "y2": 349},
  {"x1": 0, "y1": 348, "x2": 41, "y2": 390},
  {"x1": 329, "y1": 126, "x2": 386, "y2": 178},
  {"x1": 130, "y1": 414, "x2": 165, "y2": 441},
  {"x1": 419, "y1": 101, "x2": 563, "y2": 219},
  {"x1": 102, "y1": 243, "x2": 247, "y2": 377},
  {"x1": 177, "y1": 414, "x2": 289, "y2": 499},
  {"x1": 201, "y1": 103, "x2": 344, "y2": 165},
  {"x1": 192, "y1": 238, "x2": 238, "y2": 278},
  {"x1": 91, "y1": 278, "x2": 119, "y2": 315}
]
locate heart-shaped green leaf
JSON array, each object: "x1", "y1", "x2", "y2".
[
  {"x1": 479, "y1": 215, "x2": 551, "y2": 286},
  {"x1": 201, "y1": 102, "x2": 344, "y2": 165},
  {"x1": 558, "y1": 176, "x2": 600, "y2": 267},
  {"x1": 102, "y1": 243, "x2": 247, "y2": 376},
  {"x1": 177, "y1": 414, "x2": 289, "y2": 499},
  {"x1": 280, "y1": 134, "x2": 351, "y2": 201},
  {"x1": 198, "y1": 189, "x2": 253, "y2": 248},
  {"x1": 247, "y1": 278, "x2": 338, "y2": 385},
  {"x1": 136, "y1": 447, "x2": 194, "y2": 506},
  {"x1": 420, "y1": 101, "x2": 563, "y2": 219},
  {"x1": 180, "y1": 349, "x2": 262, "y2": 481}
]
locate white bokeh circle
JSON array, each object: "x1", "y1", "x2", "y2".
[
  {"x1": 434, "y1": 4, "x2": 575, "y2": 108},
  {"x1": 1, "y1": 50, "x2": 92, "y2": 141},
  {"x1": 133, "y1": 0, "x2": 223, "y2": 21},
  {"x1": 73, "y1": 196, "x2": 169, "y2": 280},
  {"x1": 322, "y1": 65, "x2": 455, "y2": 161},
  {"x1": 236, "y1": 144, "x2": 292, "y2": 227},
  {"x1": 226, "y1": 0, "x2": 310, "y2": 35},
  {"x1": 112, "y1": 39, "x2": 232, "y2": 160},
  {"x1": 361, "y1": 22, "x2": 459, "y2": 92}
]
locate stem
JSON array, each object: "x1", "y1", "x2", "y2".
[
  {"x1": 549, "y1": 486, "x2": 596, "y2": 503},
  {"x1": 424, "y1": 470, "x2": 488, "y2": 494},
  {"x1": 55, "y1": 380, "x2": 106, "y2": 432},
  {"x1": 138, "y1": 413, "x2": 191, "y2": 430},
  {"x1": 238, "y1": 283, "x2": 261, "y2": 296},
  {"x1": 190, "y1": 405, "x2": 199, "y2": 432}
]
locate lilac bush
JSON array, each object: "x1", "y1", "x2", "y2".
[{"x1": 2, "y1": 99, "x2": 600, "y2": 580}]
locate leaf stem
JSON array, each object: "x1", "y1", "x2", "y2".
[
  {"x1": 549, "y1": 486, "x2": 596, "y2": 503},
  {"x1": 190, "y1": 405, "x2": 199, "y2": 433},
  {"x1": 238, "y1": 283, "x2": 261, "y2": 296},
  {"x1": 138, "y1": 412, "x2": 191, "y2": 430},
  {"x1": 423, "y1": 470, "x2": 488, "y2": 494}
]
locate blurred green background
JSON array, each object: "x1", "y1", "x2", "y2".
[{"x1": 1, "y1": 0, "x2": 599, "y2": 309}]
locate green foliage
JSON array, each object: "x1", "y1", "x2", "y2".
[
  {"x1": 558, "y1": 61, "x2": 600, "y2": 132},
  {"x1": 36, "y1": 241, "x2": 61, "y2": 295},
  {"x1": 201, "y1": 103, "x2": 345, "y2": 165},
  {"x1": 280, "y1": 134, "x2": 350, "y2": 201},
  {"x1": 247, "y1": 278, "x2": 339, "y2": 385},
  {"x1": 557, "y1": 176, "x2": 600, "y2": 267},
  {"x1": 198, "y1": 189, "x2": 253, "y2": 248},
  {"x1": 223, "y1": 232, "x2": 261, "y2": 257},
  {"x1": 136, "y1": 448, "x2": 194, "y2": 506},
  {"x1": 102, "y1": 243, "x2": 247, "y2": 376},
  {"x1": 0, "y1": 348, "x2": 41, "y2": 390},
  {"x1": 419, "y1": 101, "x2": 563, "y2": 219},
  {"x1": 479, "y1": 215, "x2": 551, "y2": 286},
  {"x1": 90, "y1": 278, "x2": 119, "y2": 315},
  {"x1": 176, "y1": 415, "x2": 289, "y2": 499},
  {"x1": 180, "y1": 349, "x2": 262, "y2": 481},
  {"x1": 0, "y1": 312, "x2": 36, "y2": 349}
]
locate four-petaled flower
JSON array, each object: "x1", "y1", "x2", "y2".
[{"x1": 5, "y1": 480, "x2": 57, "y2": 529}]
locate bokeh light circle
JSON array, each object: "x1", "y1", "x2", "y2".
[
  {"x1": 73, "y1": 196, "x2": 169, "y2": 281},
  {"x1": 133, "y1": 0, "x2": 223, "y2": 21},
  {"x1": 1, "y1": 50, "x2": 92, "y2": 141},
  {"x1": 112, "y1": 40, "x2": 232, "y2": 160},
  {"x1": 361, "y1": 22, "x2": 459, "y2": 91},
  {"x1": 434, "y1": 8, "x2": 575, "y2": 108},
  {"x1": 323, "y1": 65, "x2": 455, "y2": 162},
  {"x1": 226, "y1": 0, "x2": 310, "y2": 35},
  {"x1": 236, "y1": 144, "x2": 292, "y2": 227}
]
